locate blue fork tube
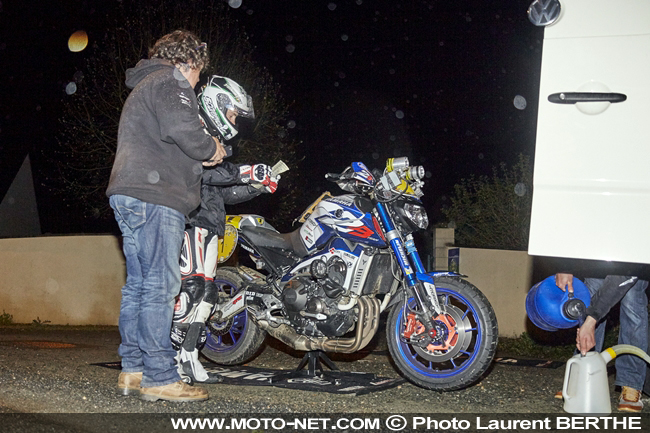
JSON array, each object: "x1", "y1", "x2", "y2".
[{"x1": 375, "y1": 203, "x2": 418, "y2": 287}]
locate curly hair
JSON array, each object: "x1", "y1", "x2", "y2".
[{"x1": 149, "y1": 30, "x2": 209, "y2": 72}]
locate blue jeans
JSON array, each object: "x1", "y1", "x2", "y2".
[
  {"x1": 110, "y1": 195, "x2": 185, "y2": 387},
  {"x1": 584, "y1": 277, "x2": 649, "y2": 391}
]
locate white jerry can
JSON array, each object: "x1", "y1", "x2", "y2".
[{"x1": 528, "y1": 0, "x2": 650, "y2": 263}]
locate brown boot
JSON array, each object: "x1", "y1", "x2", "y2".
[
  {"x1": 140, "y1": 380, "x2": 208, "y2": 402},
  {"x1": 618, "y1": 386, "x2": 643, "y2": 413},
  {"x1": 117, "y1": 372, "x2": 142, "y2": 396}
]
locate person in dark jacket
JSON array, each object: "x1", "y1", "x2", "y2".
[
  {"x1": 171, "y1": 76, "x2": 279, "y2": 383},
  {"x1": 555, "y1": 271, "x2": 648, "y2": 412},
  {"x1": 107, "y1": 30, "x2": 226, "y2": 402}
]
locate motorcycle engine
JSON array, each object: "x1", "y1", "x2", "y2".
[{"x1": 281, "y1": 264, "x2": 355, "y2": 337}]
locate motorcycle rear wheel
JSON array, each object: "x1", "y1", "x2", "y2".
[
  {"x1": 386, "y1": 277, "x2": 498, "y2": 391},
  {"x1": 201, "y1": 267, "x2": 266, "y2": 365}
]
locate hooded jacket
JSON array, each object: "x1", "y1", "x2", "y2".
[
  {"x1": 188, "y1": 162, "x2": 263, "y2": 236},
  {"x1": 106, "y1": 59, "x2": 217, "y2": 216}
]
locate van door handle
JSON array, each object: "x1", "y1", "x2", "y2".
[{"x1": 548, "y1": 92, "x2": 627, "y2": 104}]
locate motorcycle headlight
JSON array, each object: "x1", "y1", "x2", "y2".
[
  {"x1": 403, "y1": 202, "x2": 429, "y2": 230},
  {"x1": 391, "y1": 200, "x2": 429, "y2": 233}
]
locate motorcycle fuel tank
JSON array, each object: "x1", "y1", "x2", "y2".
[{"x1": 299, "y1": 194, "x2": 386, "y2": 251}]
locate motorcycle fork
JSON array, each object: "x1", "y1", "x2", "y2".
[
  {"x1": 401, "y1": 281, "x2": 456, "y2": 348},
  {"x1": 375, "y1": 203, "x2": 442, "y2": 322}
]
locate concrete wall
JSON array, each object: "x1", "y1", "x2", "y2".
[
  {"x1": 0, "y1": 236, "x2": 535, "y2": 336},
  {"x1": 0, "y1": 236, "x2": 124, "y2": 325},
  {"x1": 457, "y1": 247, "x2": 534, "y2": 338},
  {"x1": 432, "y1": 228, "x2": 455, "y2": 270}
]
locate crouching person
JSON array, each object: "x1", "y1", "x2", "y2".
[{"x1": 171, "y1": 76, "x2": 279, "y2": 384}]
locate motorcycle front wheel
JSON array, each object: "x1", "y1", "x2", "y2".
[
  {"x1": 386, "y1": 276, "x2": 498, "y2": 391},
  {"x1": 201, "y1": 267, "x2": 266, "y2": 365}
]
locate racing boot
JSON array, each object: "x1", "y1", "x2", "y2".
[{"x1": 178, "y1": 322, "x2": 223, "y2": 384}]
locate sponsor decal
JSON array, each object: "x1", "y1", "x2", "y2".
[
  {"x1": 179, "y1": 232, "x2": 192, "y2": 275},
  {"x1": 300, "y1": 222, "x2": 317, "y2": 249},
  {"x1": 205, "y1": 366, "x2": 276, "y2": 381},
  {"x1": 328, "y1": 196, "x2": 355, "y2": 207},
  {"x1": 204, "y1": 97, "x2": 216, "y2": 116},
  {"x1": 394, "y1": 242, "x2": 413, "y2": 274},
  {"x1": 287, "y1": 377, "x2": 333, "y2": 386},
  {"x1": 348, "y1": 225, "x2": 374, "y2": 239},
  {"x1": 337, "y1": 385, "x2": 367, "y2": 392}
]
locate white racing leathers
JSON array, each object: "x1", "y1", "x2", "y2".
[{"x1": 172, "y1": 226, "x2": 222, "y2": 383}]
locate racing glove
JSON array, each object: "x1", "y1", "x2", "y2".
[
  {"x1": 240, "y1": 164, "x2": 279, "y2": 193},
  {"x1": 240, "y1": 164, "x2": 271, "y2": 184},
  {"x1": 263, "y1": 174, "x2": 280, "y2": 194}
]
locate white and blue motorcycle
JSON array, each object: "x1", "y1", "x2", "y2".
[{"x1": 203, "y1": 157, "x2": 498, "y2": 391}]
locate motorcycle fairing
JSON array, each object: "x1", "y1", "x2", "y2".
[
  {"x1": 225, "y1": 214, "x2": 275, "y2": 231},
  {"x1": 351, "y1": 162, "x2": 375, "y2": 185},
  {"x1": 418, "y1": 271, "x2": 467, "y2": 282}
]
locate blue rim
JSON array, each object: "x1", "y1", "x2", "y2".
[
  {"x1": 393, "y1": 288, "x2": 482, "y2": 378},
  {"x1": 204, "y1": 278, "x2": 248, "y2": 354}
]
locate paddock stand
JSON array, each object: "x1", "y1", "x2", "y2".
[{"x1": 269, "y1": 350, "x2": 342, "y2": 386}]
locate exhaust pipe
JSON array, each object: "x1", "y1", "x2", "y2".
[{"x1": 256, "y1": 296, "x2": 380, "y2": 353}]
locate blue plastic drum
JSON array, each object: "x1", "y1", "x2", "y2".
[{"x1": 526, "y1": 275, "x2": 591, "y2": 331}]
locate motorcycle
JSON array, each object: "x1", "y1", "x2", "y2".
[{"x1": 202, "y1": 157, "x2": 498, "y2": 391}]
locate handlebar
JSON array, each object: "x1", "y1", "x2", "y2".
[{"x1": 324, "y1": 172, "x2": 342, "y2": 180}]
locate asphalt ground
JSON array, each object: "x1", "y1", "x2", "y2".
[{"x1": 0, "y1": 324, "x2": 647, "y2": 432}]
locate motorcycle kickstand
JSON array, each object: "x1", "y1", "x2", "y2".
[{"x1": 269, "y1": 350, "x2": 342, "y2": 386}]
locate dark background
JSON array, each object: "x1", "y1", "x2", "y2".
[{"x1": 0, "y1": 0, "x2": 544, "y2": 234}]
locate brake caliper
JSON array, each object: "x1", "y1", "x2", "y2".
[
  {"x1": 402, "y1": 312, "x2": 434, "y2": 348},
  {"x1": 403, "y1": 312, "x2": 458, "y2": 351}
]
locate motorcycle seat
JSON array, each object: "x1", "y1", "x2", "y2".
[{"x1": 240, "y1": 226, "x2": 309, "y2": 259}]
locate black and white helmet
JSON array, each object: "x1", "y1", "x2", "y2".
[{"x1": 197, "y1": 75, "x2": 254, "y2": 141}]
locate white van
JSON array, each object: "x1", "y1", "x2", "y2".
[{"x1": 528, "y1": 0, "x2": 650, "y2": 264}]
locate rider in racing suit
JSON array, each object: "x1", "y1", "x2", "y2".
[{"x1": 171, "y1": 76, "x2": 279, "y2": 383}]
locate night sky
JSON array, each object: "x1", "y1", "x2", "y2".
[{"x1": 0, "y1": 0, "x2": 544, "y2": 234}]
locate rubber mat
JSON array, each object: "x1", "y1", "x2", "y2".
[{"x1": 91, "y1": 361, "x2": 404, "y2": 395}]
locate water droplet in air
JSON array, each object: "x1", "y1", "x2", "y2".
[
  {"x1": 68, "y1": 30, "x2": 88, "y2": 52},
  {"x1": 65, "y1": 82, "x2": 77, "y2": 95},
  {"x1": 514, "y1": 183, "x2": 527, "y2": 197},
  {"x1": 514, "y1": 95, "x2": 527, "y2": 110}
]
